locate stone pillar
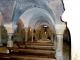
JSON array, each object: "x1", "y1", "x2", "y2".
[
  {"x1": 55, "y1": 24, "x2": 66, "y2": 60},
  {"x1": 7, "y1": 34, "x2": 13, "y2": 47},
  {"x1": 24, "y1": 27, "x2": 28, "y2": 42},
  {"x1": 35, "y1": 30, "x2": 38, "y2": 41},
  {"x1": 53, "y1": 32, "x2": 56, "y2": 50},
  {"x1": 0, "y1": 13, "x2": 2, "y2": 46},
  {"x1": 4, "y1": 23, "x2": 14, "y2": 53},
  {"x1": 6, "y1": 33, "x2": 13, "y2": 53},
  {"x1": 32, "y1": 29, "x2": 33, "y2": 42},
  {"x1": 54, "y1": 36, "x2": 56, "y2": 50},
  {"x1": 51, "y1": 33, "x2": 53, "y2": 42},
  {"x1": 4, "y1": 23, "x2": 13, "y2": 41}
]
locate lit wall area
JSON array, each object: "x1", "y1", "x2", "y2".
[
  {"x1": 27, "y1": 25, "x2": 53, "y2": 42},
  {"x1": 12, "y1": 18, "x2": 25, "y2": 42}
]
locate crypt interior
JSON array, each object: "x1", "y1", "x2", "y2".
[{"x1": 0, "y1": 0, "x2": 71, "y2": 60}]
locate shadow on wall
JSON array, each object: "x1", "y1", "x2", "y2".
[
  {"x1": 0, "y1": 25, "x2": 8, "y2": 44},
  {"x1": 63, "y1": 23, "x2": 71, "y2": 60},
  {"x1": 12, "y1": 18, "x2": 25, "y2": 43}
]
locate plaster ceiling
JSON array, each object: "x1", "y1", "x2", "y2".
[{"x1": 20, "y1": 8, "x2": 54, "y2": 28}]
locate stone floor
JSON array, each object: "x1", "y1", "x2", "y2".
[{"x1": 0, "y1": 42, "x2": 70, "y2": 60}]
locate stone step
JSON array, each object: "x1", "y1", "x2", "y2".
[
  {"x1": 25, "y1": 45, "x2": 54, "y2": 49},
  {"x1": 16, "y1": 42, "x2": 54, "y2": 49},
  {"x1": 17, "y1": 42, "x2": 54, "y2": 46},
  {"x1": 8, "y1": 47, "x2": 55, "y2": 54},
  {"x1": 0, "y1": 53, "x2": 56, "y2": 60}
]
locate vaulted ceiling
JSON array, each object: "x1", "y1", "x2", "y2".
[{"x1": 0, "y1": 0, "x2": 64, "y2": 24}]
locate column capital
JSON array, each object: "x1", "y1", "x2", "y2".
[{"x1": 55, "y1": 23, "x2": 66, "y2": 34}]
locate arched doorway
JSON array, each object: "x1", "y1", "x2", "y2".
[
  {"x1": 36, "y1": 25, "x2": 53, "y2": 43},
  {"x1": 27, "y1": 25, "x2": 54, "y2": 43}
]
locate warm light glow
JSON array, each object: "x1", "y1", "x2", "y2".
[
  {"x1": 29, "y1": 28, "x2": 32, "y2": 31},
  {"x1": 44, "y1": 25, "x2": 47, "y2": 27},
  {"x1": 45, "y1": 32, "x2": 46, "y2": 34}
]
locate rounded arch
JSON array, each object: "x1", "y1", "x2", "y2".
[
  {"x1": 31, "y1": 20, "x2": 50, "y2": 29},
  {"x1": 34, "y1": 22, "x2": 51, "y2": 30},
  {"x1": 12, "y1": 0, "x2": 55, "y2": 23},
  {"x1": 16, "y1": 18, "x2": 24, "y2": 29},
  {"x1": 19, "y1": 7, "x2": 56, "y2": 43},
  {"x1": 20, "y1": 7, "x2": 55, "y2": 28}
]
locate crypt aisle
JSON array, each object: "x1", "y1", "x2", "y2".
[{"x1": 0, "y1": 0, "x2": 70, "y2": 60}]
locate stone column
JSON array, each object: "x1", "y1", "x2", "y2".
[
  {"x1": 24, "y1": 27, "x2": 28, "y2": 42},
  {"x1": 51, "y1": 33, "x2": 53, "y2": 42},
  {"x1": 54, "y1": 36, "x2": 56, "y2": 50},
  {"x1": 55, "y1": 24, "x2": 66, "y2": 60},
  {"x1": 52, "y1": 32, "x2": 56, "y2": 50},
  {"x1": 3, "y1": 23, "x2": 14, "y2": 53},
  {"x1": 32, "y1": 29, "x2": 33, "y2": 42},
  {"x1": 35, "y1": 30, "x2": 38, "y2": 41},
  {"x1": 7, "y1": 33, "x2": 13, "y2": 47},
  {"x1": 0, "y1": 12, "x2": 2, "y2": 46}
]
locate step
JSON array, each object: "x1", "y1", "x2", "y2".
[
  {"x1": 0, "y1": 53, "x2": 56, "y2": 60},
  {"x1": 7, "y1": 47, "x2": 55, "y2": 54},
  {"x1": 17, "y1": 42, "x2": 54, "y2": 46},
  {"x1": 25, "y1": 45, "x2": 54, "y2": 49},
  {"x1": 16, "y1": 42, "x2": 54, "y2": 49}
]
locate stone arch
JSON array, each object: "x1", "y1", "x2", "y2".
[
  {"x1": 16, "y1": 18, "x2": 24, "y2": 29},
  {"x1": 34, "y1": 22, "x2": 51, "y2": 30},
  {"x1": 20, "y1": 7, "x2": 54, "y2": 28},
  {"x1": 24, "y1": 8, "x2": 55, "y2": 42},
  {"x1": 19, "y1": 7, "x2": 55, "y2": 42},
  {"x1": 33, "y1": 21, "x2": 55, "y2": 42},
  {"x1": 30, "y1": 20, "x2": 51, "y2": 29},
  {"x1": 12, "y1": 0, "x2": 55, "y2": 23},
  {"x1": 0, "y1": 1, "x2": 67, "y2": 59},
  {"x1": 16, "y1": 6, "x2": 66, "y2": 60}
]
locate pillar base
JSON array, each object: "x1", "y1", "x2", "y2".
[
  {"x1": 56, "y1": 56, "x2": 63, "y2": 60},
  {"x1": 7, "y1": 40, "x2": 13, "y2": 47},
  {"x1": 6, "y1": 50, "x2": 9, "y2": 53},
  {"x1": 0, "y1": 42, "x2": 3, "y2": 46}
]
